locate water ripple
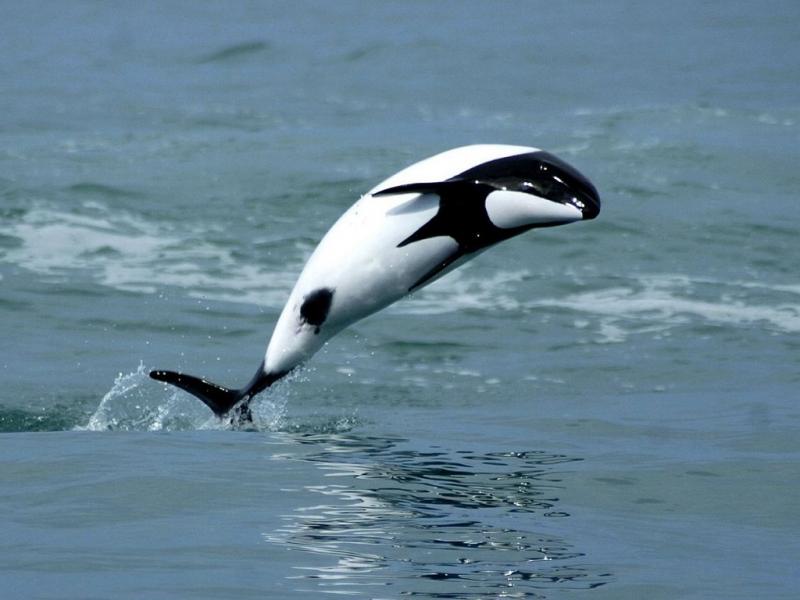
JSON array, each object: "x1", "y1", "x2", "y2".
[
  {"x1": 265, "y1": 434, "x2": 612, "y2": 597},
  {"x1": 195, "y1": 40, "x2": 271, "y2": 64}
]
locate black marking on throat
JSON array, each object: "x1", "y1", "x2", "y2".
[
  {"x1": 300, "y1": 288, "x2": 335, "y2": 334},
  {"x1": 373, "y1": 150, "x2": 599, "y2": 291},
  {"x1": 395, "y1": 180, "x2": 504, "y2": 252}
]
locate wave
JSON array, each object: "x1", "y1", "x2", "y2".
[
  {"x1": 0, "y1": 404, "x2": 87, "y2": 433},
  {"x1": 263, "y1": 434, "x2": 611, "y2": 595},
  {"x1": 401, "y1": 270, "x2": 800, "y2": 337},
  {"x1": 4, "y1": 203, "x2": 798, "y2": 339},
  {"x1": 66, "y1": 182, "x2": 143, "y2": 199},
  {"x1": 530, "y1": 274, "x2": 800, "y2": 339},
  {"x1": 1, "y1": 202, "x2": 300, "y2": 306},
  {"x1": 195, "y1": 40, "x2": 271, "y2": 64}
]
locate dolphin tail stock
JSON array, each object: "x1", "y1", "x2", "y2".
[{"x1": 149, "y1": 363, "x2": 285, "y2": 422}]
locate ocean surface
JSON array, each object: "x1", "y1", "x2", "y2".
[{"x1": 1, "y1": 1, "x2": 799, "y2": 598}]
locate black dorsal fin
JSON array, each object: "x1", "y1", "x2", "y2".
[{"x1": 372, "y1": 178, "x2": 474, "y2": 198}]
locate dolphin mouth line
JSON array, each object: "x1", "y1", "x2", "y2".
[{"x1": 566, "y1": 190, "x2": 600, "y2": 220}]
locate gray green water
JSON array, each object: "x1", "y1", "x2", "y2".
[{"x1": 1, "y1": 1, "x2": 799, "y2": 598}]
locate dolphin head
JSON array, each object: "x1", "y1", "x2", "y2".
[
  {"x1": 477, "y1": 150, "x2": 600, "y2": 229},
  {"x1": 520, "y1": 150, "x2": 600, "y2": 221}
]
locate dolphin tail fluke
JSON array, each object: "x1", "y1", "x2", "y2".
[
  {"x1": 150, "y1": 370, "x2": 246, "y2": 417},
  {"x1": 149, "y1": 362, "x2": 286, "y2": 421}
]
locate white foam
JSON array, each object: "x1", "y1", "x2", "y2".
[
  {"x1": 2, "y1": 203, "x2": 299, "y2": 307},
  {"x1": 6, "y1": 204, "x2": 798, "y2": 338},
  {"x1": 531, "y1": 274, "x2": 800, "y2": 337}
]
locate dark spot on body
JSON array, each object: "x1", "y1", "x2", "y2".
[{"x1": 300, "y1": 288, "x2": 334, "y2": 334}]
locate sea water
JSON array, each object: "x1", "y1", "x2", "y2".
[{"x1": 1, "y1": 1, "x2": 798, "y2": 598}]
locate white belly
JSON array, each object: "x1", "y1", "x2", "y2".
[{"x1": 263, "y1": 191, "x2": 456, "y2": 374}]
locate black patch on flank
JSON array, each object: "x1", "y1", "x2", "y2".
[{"x1": 300, "y1": 288, "x2": 335, "y2": 334}]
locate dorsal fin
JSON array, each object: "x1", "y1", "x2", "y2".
[{"x1": 372, "y1": 178, "x2": 476, "y2": 198}]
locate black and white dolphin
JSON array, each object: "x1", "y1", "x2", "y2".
[{"x1": 151, "y1": 144, "x2": 600, "y2": 423}]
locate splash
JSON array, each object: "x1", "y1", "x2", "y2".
[{"x1": 78, "y1": 362, "x2": 288, "y2": 432}]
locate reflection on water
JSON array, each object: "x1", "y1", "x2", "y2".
[{"x1": 264, "y1": 433, "x2": 612, "y2": 597}]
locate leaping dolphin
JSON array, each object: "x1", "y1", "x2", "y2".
[{"x1": 151, "y1": 144, "x2": 601, "y2": 423}]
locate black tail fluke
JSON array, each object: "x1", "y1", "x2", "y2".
[
  {"x1": 150, "y1": 370, "x2": 245, "y2": 417},
  {"x1": 149, "y1": 364, "x2": 289, "y2": 422}
]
